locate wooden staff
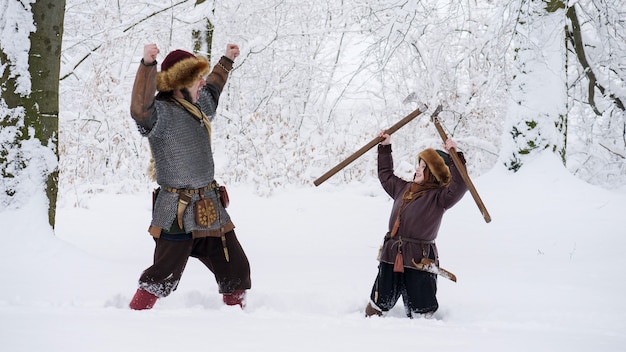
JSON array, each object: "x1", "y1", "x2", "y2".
[
  {"x1": 313, "y1": 104, "x2": 428, "y2": 187},
  {"x1": 431, "y1": 112, "x2": 492, "y2": 223}
]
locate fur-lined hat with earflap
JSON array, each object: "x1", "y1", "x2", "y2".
[
  {"x1": 418, "y1": 148, "x2": 451, "y2": 186},
  {"x1": 156, "y1": 49, "x2": 210, "y2": 92}
]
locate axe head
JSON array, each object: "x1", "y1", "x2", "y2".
[
  {"x1": 402, "y1": 92, "x2": 419, "y2": 104},
  {"x1": 402, "y1": 92, "x2": 428, "y2": 113},
  {"x1": 430, "y1": 105, "x2": 443, "y2": 121}
]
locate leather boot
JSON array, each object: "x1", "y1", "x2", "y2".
[
  {"x1": 129, "y1": 289, "x2": 158, "y2": 310},
  {"x1": 365, "y1": 302, "x2": 383, "y2": 317},
  {"x1": 223, "y1": 290, "x2": 246, "y2": 309}
]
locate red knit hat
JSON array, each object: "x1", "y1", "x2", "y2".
[{"x1": 156, "y1": 49, "x2": 210, "y2": 92}]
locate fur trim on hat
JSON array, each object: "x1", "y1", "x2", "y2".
[
  {"x1": 156, "y1": 55, "x2": 210, "y2": 92},
  {"x1": 418, "y1": 148, "x2": 451, "y2": 186}
]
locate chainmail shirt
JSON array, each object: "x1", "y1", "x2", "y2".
[{"x1": 136, "y1": 87, "x2": 232, "y2": 233}]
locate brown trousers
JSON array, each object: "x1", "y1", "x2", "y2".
[{"x1": 138, "y1": 230, "x2": 251, "y2": 297}]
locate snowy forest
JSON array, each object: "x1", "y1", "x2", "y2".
[
  {"x1": 2, "y1": 2, "x2": 626, "y2": 350},
  {"x1": 2, "y1": 0, "x2": 626, "y2": 213}
]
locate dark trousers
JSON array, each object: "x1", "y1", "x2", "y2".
[
  {"x1": 138, "y1": 230, "x2": 251, "y2": 297},
  {"x1": 369, "y1": 262, "x2": 438, "y2": 317}
]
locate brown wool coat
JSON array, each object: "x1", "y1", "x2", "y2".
[{"x1": 377, "y1": 144, "x2": 468, "y2": 269}]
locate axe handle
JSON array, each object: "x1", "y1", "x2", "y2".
[
  {"x1": 433, "y1": 117, "x2": 492, "y2": 223},
  {"x1": 314, "y1": 106, "x2": 427, "y2": 187}
]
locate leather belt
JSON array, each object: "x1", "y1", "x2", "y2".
[
  {"x1": 162, "y1": 182, "x2": 217, "y2": 195},
  {"x1": 162, "y1": 182, "x2": 218, "y2": 229},
  {"x1": 384, "y1": 232, "x2": 435, "y2": 244}
]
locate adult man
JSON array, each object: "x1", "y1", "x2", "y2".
[{"x1": 128, "y1": 43, "x2": 251, "y2": 310}]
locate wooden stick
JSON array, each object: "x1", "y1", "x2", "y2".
[
  {"x1": 431, "y1": 113, "x2": 492, "y2": 223},
  {"x1": 313, "y1": 104, "x2": 428, "y2": 187}
]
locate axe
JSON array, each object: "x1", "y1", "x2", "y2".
[
  {"x1": 313, "y1": 103, "x2": 429, "y2": 186},
  {"x1": 431, "y1": 107, "x2": 492, "y2": 223}
]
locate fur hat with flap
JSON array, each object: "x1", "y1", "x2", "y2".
[
  {"x1": 418, "y1": 148, "x2": 451, "y2": 186},
  {"x1": 157, "y1": 49, "x2": 210, "y2": 92}
]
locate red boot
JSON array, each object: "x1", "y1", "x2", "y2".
[
  {"x1": 223, "y1": 290, "x2": 246, "y2": 308},
  {"x1": 129, "y1": 289, "x2": 158, "y2": 310}
]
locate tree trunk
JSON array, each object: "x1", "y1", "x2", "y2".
[
  {"x1": 0, "y1": 1, "x2": 65, "y2": 228},
  {"x1": 502, "y1": 0, "x2": 567, "y2": 171},
  {"x1": 193, "y1": 18, "x2": 214, "y2": 61},
  {"x1": 565, "y1": 5, "x2": 625, "y2": 114},
  {"x1": 30, "y1": 0, "x2": 65, "y2": 228}
]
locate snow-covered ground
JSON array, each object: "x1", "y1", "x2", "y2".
[{"x1": 1, "y1": 153, "x2": 625, "y2": 351}]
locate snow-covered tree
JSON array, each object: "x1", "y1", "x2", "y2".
[
  {"x1": 563, "y1": 0, "x2": 626, "y2": 187},
  {"x1": 502, "y1": 0, "x2": 568, "y2": 171},
  {"x1": 53, "y1": 0, "x2": 624, "y2": 200},
  {"x1": 1, "y1": 0, "x2": 66, "y2": 227},
  {"x1": 501, "y1": 0, "x2": 625, "y2": 186}
]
